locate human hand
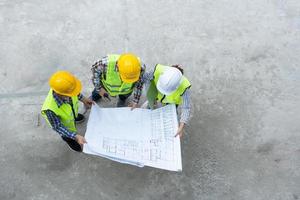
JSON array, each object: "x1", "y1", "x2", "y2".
[
  {"x1": 174, "y1": 123, "x2": 185, "y2": 138},
  {"x1": 75, "y1": 134, "x2": 87, "y2": 147},
  {"x1": 128, "y1": 102, "x2": 139, "y2": 111},
  {"x1": 99, "y1": 88, "x2": 108, "y2": 98},
  {"x1": 82, "y1": 97, "x2": 95, "y2": 109}
]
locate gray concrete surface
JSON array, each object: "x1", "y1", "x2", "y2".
[{"x1": 0, "y1": 0, "x2": 300, "y2": 199}]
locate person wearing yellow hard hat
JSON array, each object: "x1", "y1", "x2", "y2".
[
  {"x1": 143, "y1": 64, "x2": 191, "y2": 137},
  {"x1": 41, "y1": 71, "x2": 94, "y2": 152},
  {"x1": 90, "y1": 53, "x2": 146, "y2": 109}
]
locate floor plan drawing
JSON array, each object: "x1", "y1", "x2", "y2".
[{"x1": 83, "y1": 104, "x2": 182, "y2": 171}]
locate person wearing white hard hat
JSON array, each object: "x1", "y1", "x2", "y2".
[{"x1": 143, "y1": 64, "x2": 191, "y2": 137}]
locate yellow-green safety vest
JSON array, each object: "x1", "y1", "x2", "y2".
[
  {"x1": 101, "y1": 54, "x2": 135, "y2": 96},
  {"x1": 41, "y1": 89, "x2": 79, "y2": 132},
  {"x1": 153, "y1": 64, "x2": 191, "y2": 105}
]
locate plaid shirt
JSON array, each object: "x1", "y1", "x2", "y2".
[
  {"x1": 44, "y1": 91, "x2": 84, "y2": 140},
  {"x1": 91, "y1": 56, "x2": 146, "y2": 104}
]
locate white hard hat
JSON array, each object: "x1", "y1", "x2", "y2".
[{"x1": 157, "y1": 67, "x2": 183, "y2": 95}]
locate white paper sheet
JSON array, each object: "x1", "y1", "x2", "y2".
[{"x1": 83, "y1": 104, "x2": 182, "y2": 171}]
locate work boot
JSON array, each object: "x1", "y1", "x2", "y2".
[
  {"x1": 75, "y1": 113, "x2": 85, "y2": 124},
  {"x1": 117, "y1": 98, "x2": 126, "y2": 107}
]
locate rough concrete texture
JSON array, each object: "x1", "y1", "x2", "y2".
[{"x1": 0, "y1": 0, "x2": 300, "y2": 200}]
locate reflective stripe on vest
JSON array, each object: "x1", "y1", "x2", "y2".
[
  {"x1": 153, "y1": 64, "x2": 191, "y2": 105},
  {"x1": 101, "y1": 54, "x2": 134, "y2": 96},
  {"x1": 41, "y1": 89, "x2": 79, "y2": 132}
]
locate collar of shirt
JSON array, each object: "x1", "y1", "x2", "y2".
[{"x1": 52, "y1": 91, "x2": 70, "y2": 107}]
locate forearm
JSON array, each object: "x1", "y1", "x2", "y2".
[
  {"x1": 179, "y1": 122, "x2": 185, "y2": 130},
  {"x1": 53, "y1": 124, "x2": 76, "y2": 140},
  {"x1": 91, "y1": 60, "x2": 105, "y2": 92},
  {"x1": 92, "y1": 69, "x2": 102, "y2": 92},
  {"x1": 179, "y1": 107, "x2": 191, "y2": 124},
  {"x1": 132, "y1": 81, "x2": 143, "y2": 104},
  {"x1": 179, "y1": 89, "x2": 191, "y2": 124},
  {"x1": 132, "y1": 64, "x2": 147, "y2": 104},
  {"x1": 45, "y1": 110, "x2": 76, "y2": 140},
  {"x1": 143, "y1": 69, "x2": 154, "y2": 83}
]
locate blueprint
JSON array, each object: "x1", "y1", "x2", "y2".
[{"x1": 83, "y1": 104, "x2": 182, "y2": 171}]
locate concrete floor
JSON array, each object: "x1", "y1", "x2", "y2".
[{"x1": 0, "y1": 0, "x2": 300, "y2": 199}]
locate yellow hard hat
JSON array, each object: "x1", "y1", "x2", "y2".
[
  {"x1": 118, "y1": 53, "x2": 141, "y2": 83},
  {"x1": 49, "y1": 71, "x2": 82, "y2": 97}
]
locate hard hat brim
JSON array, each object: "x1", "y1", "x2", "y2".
[
  {"x1": 54, "y1": 77, "x2": 82, "y2": 97},
  {"x1": 120, "y1": 73, "x2": 140, "y2": 83}
]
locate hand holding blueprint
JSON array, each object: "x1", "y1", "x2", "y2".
[{"x1": 83, "y1": 104, "x2": 182, "y2": 171}]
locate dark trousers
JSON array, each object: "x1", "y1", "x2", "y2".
[
  {"x1": 91, "y1": 88, "x2": 131, "y2": 102},
  {"x1": 61, "y1": 136, "x2": 82, "y2": 152}
]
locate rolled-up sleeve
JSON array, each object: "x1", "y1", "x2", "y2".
[
  {"x1": 132, "y1": 63, "x2": 147, "y2": 104},
  {"x1": 142, "y1": 68, "x2": 154, "y2": 83},
  {"x1": 91, "y1": 57, "x2": 107, "y2": 92}
]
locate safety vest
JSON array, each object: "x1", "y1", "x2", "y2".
[
  {"x1": 153, "y1": 64, "x2": 191, "y2": 105},
  {"x1": 41, "y1": 89, "x2": 79, "y2": 132},
  {"x1": 101, "y1": 54, "x2": 135, "y2": 96}
]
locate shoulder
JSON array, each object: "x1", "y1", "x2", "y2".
[{"x1": 142, "y1": 68, "x2": 154, "y2": 82}]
